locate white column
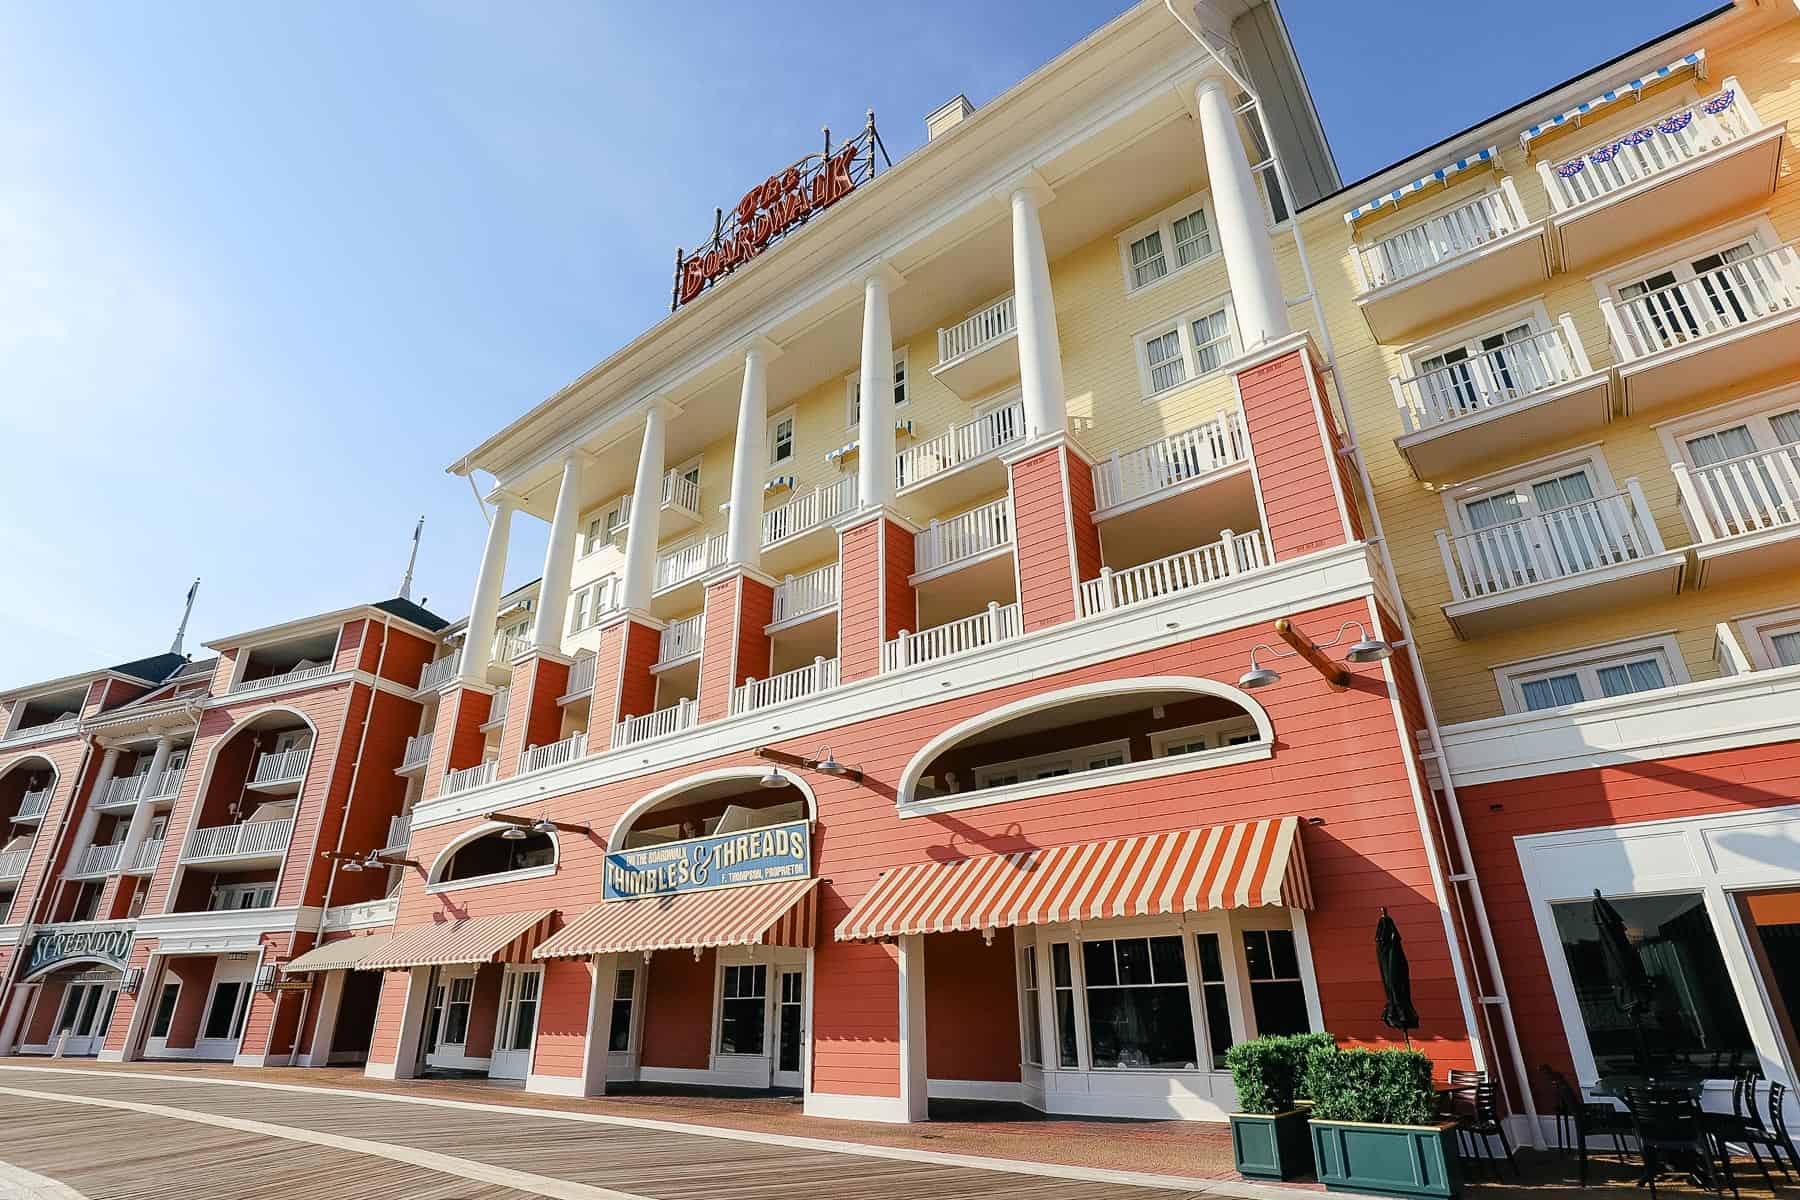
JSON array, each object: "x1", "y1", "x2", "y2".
[
  {"x1": 0, "y1": 982, "x2": 36, "y2": 1055},
  {"x1": 376, "y1": 965, "x2": 434, "y2": 1080},
  {"x1": 116, "y1": 736, "x2": 173, "y2": 869},
  {"x1": 1196, "y1": 76, "x2": 1289, "y2": 350},
  {"x1": 533, "y1": 454, "x2": 584, "y2": 652},
  {"x1": 897, "y1": 933, "x2": 928, "y2": 1122},
  {"x1": 619, "y1": 407, "x2": 666, "y2": 613},
  {"x1": 726, "y1": 349, "x2": 769, "y2": 568},
  {"x1": 856, "y1": 273, "x2": 897, "y2": 511},
  {"x1": 1010, "y1": 186, "x2": 1067, "y2": 437},
  {"x1": 66, "y1": 746, "x2": 120, "y2": 867},
  {"x1": 580, "y1": 954, "x2": 618, "y2": 1096},
  {"x1": 458, "y1": 497, "x2": 515, "y2": 684}
]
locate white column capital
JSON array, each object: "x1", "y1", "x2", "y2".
[{"x1": 995, "y1": 167, "x2": 1054, "y2": 210}]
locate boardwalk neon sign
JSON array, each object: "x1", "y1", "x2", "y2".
[{"x1": 604, "y1": 819, "x2": 810, "y2": 900}]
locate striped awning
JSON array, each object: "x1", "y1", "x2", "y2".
[
  {"x1": 1343, "y1": 147, "x2": 1499, "y2": 225},
  {"x1": 362, "y1": 909, "x2": 555, "y2": 971},
  {"x1": 835, "y1": 817, "x2": 1310, "y2": 942},
  {"x1": 1520, "y1": 49, "x2": 1707, "y2": 148},
  {"x1": 535, "y1": 877, "x2": 819, "y2": 960},
  {"x1": 282, "y1": 933, "x2": 395, "y2": 974}
]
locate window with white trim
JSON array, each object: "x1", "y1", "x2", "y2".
[
  {"x1": 1412, "y1": 319, "x2": 1546, "y2": 416},
  {"x1": 1193, "y1": 932, "x2": 1234, "y2": 1070},
  {"x1": 1734, "y1": 607, "x2": 1800, "y2": 671},
  {"x1": 769, "y1": 409, "x2": 795, "y2": 465},
  {"x1": 972, "y1": 740, "x2": 1131, "y2": 790},
  {"x1": 1020, "y1": 946, "x2": 1043, "y2": 1067},
  {"x1": 1242, "y1": 928, "x2": 1311, "y2": 1036},
  {"x1": 1081, "y1": 936, "x2": 1197, "y2": 1070},
  {"x1": 1616, "y1": 239, "x2": 1761, "y2": 349},
  {"x1": 844, "y1": 353, "x2": 909, "y2": 428},
  {"x1": 1134, "y1": 300, "x2": 1237, "y2": 398},
  {"x1": 1049, "y1": 942, "x2": 1078, "y2": 1068},
  {"x1": 718, "y1": 963, "x2": 767, "y2": 1055},
  {"x1": 608, "y1": 967, "x2": 636, "y2": 1052},
  {"x1": 584, "y1": 500, "x2": 628, "y2": 556},
  {"x1": 1118, "y1": 194, "x2": 1219, "y2": 294},
  {"x1": 1150, "y1": 717, "x2": 1260, "y2": 759},
  {"x1": 568, "y1": 577, "x2": 618, "y2": 635},
  {"x1": 1495, "y1": 634, "x2": 1688, "y2": 714},
  {"x1": 206, "y1": 883, "x2": 275, "y2": 912}
]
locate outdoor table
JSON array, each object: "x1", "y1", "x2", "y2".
[{"x1": 1592, "y1": 1073, "x2": 1708, "y2": 1101}]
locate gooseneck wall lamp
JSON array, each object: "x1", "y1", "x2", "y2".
[{"x1": 1238, "y1": 618, "x2": 1393, "y2": 690}]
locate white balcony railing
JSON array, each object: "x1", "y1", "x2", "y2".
[
  {"x1": 1436, "y1": 483, "x2": 1665, "y2": 602},
  {"x1": 612, "y1": 698, "x2": 698, "y2": 749},
  {"x1": 1714, "y1": 622, "x2": 1754, "y2": 678},
  {"x1": 71, "y1": 842, "x2": 124, "y2": 877},
  {"x1": 1393, "y1": 317, "x2": 1595, "y2": 435},
  {"x1": 1352, "y1": 184, "x2": 1527, "y2": 292},
  {"x1": 0, "y1": 848, "x2": 29, "y2": 880},
  {"x1": 1092, "y1": 411, "x2": 1248, "y2": 511},
  {"x1": 731, "y1": 657, "x2": 839, "y2": 716},
  {"x1": 771, "y1": 563, "x2": 839, "y2": 624},
  {"x1": 1540, "y1": 80, "x2": 1763, "y2": 212},
  {"x1": 232, "y1": 662, "x2": 332, "y2": 695},
  {"x1": 657, "y1": 613, "x2": 705, "y2": 666},
  {"x1": 485, "y1": 687, "x2": 511, "y2": 726},
  {"x1": 915, "y1": 498, "x2": 1013, "y2": 574},
  {"x1": 937, "y1": 294, "x2": 1017, "y2": 366},
  {"x1": 655, "y1": 532, "x2": 727, "y2": 592},
  {"x1": 1672, "y1": 445, "x2": 1800, "y2": 543},
  {"x1": 1601, "y1": 242, "x2": 1800, "y2": 364},
  {"x1": 418, "y1": 650, "x2": 462, "y2": 691},
  {"x1": 520, "y1": 732, "x2": 587, "y2": 775},
  {"x1": 564, "y1": 653, "x2": 596, "y2": 698},
  {"x1": 492, "y1": 632, "x2": 529, "y2": 666},
  {"x1": 143, "y1": 765, "x2": 184, "y2": 802},
  {"x1": 623, "y1": 470, "x2": 703, "y2": 528},
  {"x1": 384, "y1": 813, "x2": 411, "y2": 850},
  {"x1": 184, "y1": 818, "x2": 294, "y2": 862},
  {"x1": 14, "y1": 788, "x2": 50, "y2": 820},
  {"x1": 897, "y1": 401, "x2": 1026, "y2": 489},
  {"x1": 1079, "y1": 530, "x2": 1268, "y2": 617},
  {"x1": 400, "y1": 733, "x2": 433, "y2": 771},
  {"x1": 763, "y1": 476, "x2": 857, "y2": 547},
  {"x1": 442, "y1": 760, "x2": 497, "y2": 797},
  {"x1": 127, "y1": 838, "x2": 164, "y2": 874},
  {"x1": 250, "y1": 746, "x2": 310, "y2": 788},
  {"x1": 882, "y1": 602, "x2": 1022, "y2": 673},
  {"x1": 96, "y1": 772, "x2": 148, "y2": 809}
]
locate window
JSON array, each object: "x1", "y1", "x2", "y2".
[
  {"x1": 1194, "y1": 933, "x2": 1234, "y2": 1070},
  {"x1": 719, "y1": 963, "x2": 767, "y2": 1055},
  {"x1": 1496, "y1": 635, "x2": 1687, "y2": 715},
  {"x1": 1243, "y1": 928, "x2": 1310, "y2": 1036},
  {"x1": 769, "y1": 410, "x2": 795, "y2": 465},
  {"x1": 971, "y1": 740, "x2": 1130, "y2": 790},
  {"x1": 1234, "y1": 90, "x2": 1288, "y2": 225},
  {"x1": 1414, "y1": 321, "x2": 1548, "y2": 416},
  {"x1": 568, "y1": 587, "x2": 589, "y2": 636},
  {"x1": 1050, "y1": 943, "x2": 1079, "y2": 1069},
  {"x1": 609, "y1": 968, "x2": 635, "y2": 1052},
  {"x1": 1119, "y1": 194, "x2": 1219, "y2": 293},
  {"x1": 1128, "y1": 230, "x2": 1168, "y2": 289},
  {"x1": 1081, "y1": 936, "x2": 1197, "y2": 1069},
  {"x1": 499, "y1": 969, "x2": 540, "y2": 1053},
  {"x1": 568, "y1": 578, "x2": 618, "y2": 635},
  {"x1": 203, "y1": 980, "x2": 249, "y2": 1042},
  {"x1": 1552, "y1": 891, "x2": 1753, "y2": 1077},
  {"x1": 437, "y1": 829, "x2": 555, "y2": 885},
  {"x1": 1618, "y1": 241, "x2": 1759, "y2": 349},
  {"x1": 584, "y1": 501, "x2": 627, "y2": 555},
  {"x1": 845, "y1": 353, "x2": 909, "y2": 428},
  {"x1": 207, "y1": 883, "x2": 276, "y2": 912},
  {"x1": 1675, "y1": 405, "x2": 1800, "y2": 538},
  {"x1": 1731, "y1": 607, "x2": 1800, "y2": 672},
  {"x1": 1020, "y1": 946, "x2": 1043, "y2": 1066},
  {"x1": 1171, "y1": 207, "x2": 1213, "y2": 268},
  {"x1": 442, "y1": 976, "x2": 474, "y2": 1044},
  {"x1": 150, "y1": 982, "x2": 180, "y2": 1039},
  {"x1": 1151, "y1": 719, "x2": 1260, "y2": 759},
  {"x1": 1135, "y1": 300, "x2": 1237, "y2": 398}
]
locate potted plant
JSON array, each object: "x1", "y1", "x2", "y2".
[
  {"x1": 1225, "y1": 1032, "x2": 1333, "y2": 1180},
  {"x1": 1303, "y1": 1046, "x2": 1462, "y2": 1199}
]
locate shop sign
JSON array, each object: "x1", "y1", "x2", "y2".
[
  {"x1": 671, "y1": 115, "x2": 887, "y2": 311},
  {"x1": 604, "y1": 819, "x2": 811, "y2": 901},
  {"x1": 26, "y1": 925, "x2": 134, "y2": 978}
]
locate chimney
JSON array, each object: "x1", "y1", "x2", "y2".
[{"x1": 925, "y1": 95, "x2": 975, "y2": 141}]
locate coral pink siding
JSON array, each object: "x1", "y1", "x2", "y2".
[{"x1": 1237, "y1": 345, "x2": 1352, "y2": 561}]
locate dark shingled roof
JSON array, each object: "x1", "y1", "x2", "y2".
[
  {"x1": 106, "y1": 652, "x2": 190, "y2": 685},
  {"x1": 372, "y1": 597, "x2": 450, "y2": 633}
]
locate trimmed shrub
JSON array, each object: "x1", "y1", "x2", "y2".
[
  {"x1": 1302, "y1": 1046, "x2": 1437, "y2": 1126},
  {"x1": 1226, "y1": 1032, "x2": 1338, "y2": 1113},
  {"x1": 1288, "y1": 1031, "x2": 1337, "y2": 1102}
]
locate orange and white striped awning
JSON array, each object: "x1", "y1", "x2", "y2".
[
  {"x1": 835, "y1": 817, "x2": 1310, "y2": 942},
  {"x1": 363, "y1": 909, "x2": 556, "y2": 971},
  {"x1": 535, "y1": 878, "x2": 819, "y2": 960}
]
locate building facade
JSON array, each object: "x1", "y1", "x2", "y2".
[{"x1": 4, "y1": 0, "x2": 1799, "y2": 1138}]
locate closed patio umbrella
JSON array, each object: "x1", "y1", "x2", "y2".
[
  {"x1": 1591, "y1": 889, "x2": 1656, "y2": 1072},
  {"x1": 1377, "y1": 907, "x2": 1419, "y2": 1048}
]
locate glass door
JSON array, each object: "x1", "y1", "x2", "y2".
[
  {"x1": 488, "y1": 966, "x2": 541, "y2": 1080},
  {"x1": 425, "y1": 970, "x2": 474, "y2": 1069},
  {"x1": 773, "y1": 969, "x2": 805, "y2": 1089}
]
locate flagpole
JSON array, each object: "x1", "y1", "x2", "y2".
[
  {"x1": 399, "y1": 516, "x2": 424, "y2": 601},
  {"x1": 170, "y1": 578, "x2": 200, "y2": 656}
]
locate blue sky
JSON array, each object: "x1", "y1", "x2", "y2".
[{"x1": 0, "y1": 0, "x2": 1713, "y2": 685}]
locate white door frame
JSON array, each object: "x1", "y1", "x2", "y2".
[
  {"x1": 488, "y1": 963, "x2": 541, "y2": 1080},
  {"x1": 424, "y1": 965, "x2": 487, "y2": 1072}
]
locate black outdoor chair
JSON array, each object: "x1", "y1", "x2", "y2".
[
  {"x1": 1541, "y1": 1065, "x2": 1632, "y2": 1186},
  {"x1": 1700, "y1": 1067, "x2": 1787, "y2": 1191},
  {"x1": 1625, "y1": 1085, "x2": 1734, "y2": 1198},
  {"x1": 1768, "y1": 1081, "x2": 1800, "y2": 1175},
  {"x1": 1459, "y1": 1079, "x2": 1519, "y2": 1178}
]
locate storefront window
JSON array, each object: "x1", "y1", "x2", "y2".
[
  {"x1": 150, "y1": 982, "x2": 180, "y2": 1039},
  {"x1": 719, "y1": 964, "x2": 767, "y2": 1055},
  {"x1": 443, "y1": 976, "x2": 473, "y2": 1045},
  {"x1": 1081, "y1": 935, "x2": 1197, "y2": 1070},
  {"x1": 1020, "y1": 946, "x2": 1043, "y2": 1066},
  {"x1": 1194, "y1": 932, "x2": 1235, "y2": 1069},
  {"x1": 1552, "y1": 892, "x2": 1754, "y2": 1077},
  {"x1": 1050, "y1": 943, "x2": 1079, "y2": 1068},
  {"x1": 203, "y1": 981, "x2": 247, "y2": 1041},
  {"x1": 1243, "y1": 929, "x2": 1310, "y2": 1036},
  {"x1": 609, "y1": 969, "x2": 635, "y2": 1052}
]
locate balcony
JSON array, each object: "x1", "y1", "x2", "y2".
[
  {"x1": 654, "y1": 612, "x2": 705, "y2": 670},
  {"x1": 612, "y1": 698, "x2": 698, "y2": 749},
  {"x1": 417, "y1": 649, "x2": 462, "y2": 693},
  {"x1": 232, "y1": 662, "x2": 332, "y2": 695},
  {"x1": 68, "y1": 842, "x2": 124, "y2": 879},
  {"x1": 769, "y1": 563, "x2": 839, "y2": 631},
  {"x1": 1434, "y1": 482, "x2": 1684, "y2": 637},
  {"x1": 1, "y1": 712, "x2": 78, "y2": 746},
  {"x1": 1602, "y1": 242, "x2": 1800, "y2": 414},
  {"x1": 931, "y1": 295, "x2": 1019, "y2": 399},
  {"x1": 482, "y1": 686, "x2": 510, "y2": 732},
  {"x1": 95, "y1": 772, "x2": 149, "y2": 812},
  {"x1": 1350, "y1": 182, "x2": 1548, "y2": 341},
  {"x1": 1392, "y1": 318, "x2": 1610, "y2": 478},
  {"x1": 14, "y1": 788, "x2": 50, "y2": 822},
  {"x1": 897, "y1": 401, "x2": 1026, "y2": 510},
  {"x1": 913, "y1": 498, "x2": 1012, "y2": 579},
  {"x1": 442, "y1": 760, "x2": 497, "y2": 796},
  {"x1": 1089, "y1": 413, "x2": 1258, "y2": 565},
  {"x1": 884, "y1": 602, "x2": 1022, "y2": 673},
  {"x1": 0, "y1": 848, "x2": 29, "y2": 881},
  {"x1": 620, "y1": 469, "x2": 704, "y2": 534},
  {"x1": 561, "y1": 653, "x2": 596, "y2": 702},
  {"x1": 492, "y1": 631, "x2": 530, "y2": 667},
  {"x1": 1079, "y1": 530, "x2": 1268, "y2": 618},
  {"x1": 1539, "y1": 79, "x2": 1784, "y2": 270},
  {"x1": 323, "y1": 894, "x2": 399, "y2": 932},
  {"x1": 520, "y1": 732, "x2": 587, "y2": 775},
  {"x1": 731, "y1": 657, "x2": 839, "y2": 716},
  {"x1": 126, "y1": 838, "x2": 164, "y2": 875},
  {"x1": 1673, "y1": 445, "x2": 1800, "y2": 588},
  {"x1": 397, "y1": 733, "x2": 433, "y2": 775},
  {"x1": 245, "y1": 746, "x2": 310, "y2": 795},
  {"x1": 653, "y1": 531, "x2": 726, "y2": 606},
  {"x1": 143, "y1": 765, "x2": 184, "y2": 803},
  {"x1": 182, "y1": 818, "x2": 294, "y2": 864},
  {"x1": 384, "y1": 813, "x2": 411, "y2": 851},
  {"x1": 761, "y1": 477, "x2": 856, "y2": 574}
]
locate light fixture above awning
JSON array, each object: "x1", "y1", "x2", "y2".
[
  {"x1": 835, "y1": 816, "x2": 1310, "y2": 943},
  {"x1": 535, "y1": 877, "x2": 819, "y2": 960}
]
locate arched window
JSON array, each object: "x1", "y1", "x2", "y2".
[{"x1": 433, "y1": 828, "x2": 556, "y2": 886}]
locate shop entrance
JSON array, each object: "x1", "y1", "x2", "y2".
[
  {"x1": 773, "y1": 967, "x2": 805, "y2": 1089},
  {"x1": 52, "y1": 978, "x2": 117, "y2": 1057},
  {"x1": 422, "y1": 966, "x2": 479, "y2": 1072}
]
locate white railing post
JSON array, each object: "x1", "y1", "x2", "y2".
[
  {"x1": 1623, "y1": 477, "x2": 1664, "y2": 553},
  {"x1": 1556, "y1": 312, "x2": 1593, "y2": 376},
  {"x1": 1435, "y1": 530, "x2": 1467, "y2": 602},
  {"x1": 1497, "y1": 175, "x2": 1527, "y2": 229},
  {"x1": 1669, "y1": 462, "x2": 1713, "y2": 541},
  {"x1": 1391, "y1": 375, "x2": 1416, "y2": 434},
  {"x1": 986, "y1": 601, "x2": 1002, "y2": 644},
  {"x1": 1218, "y1": 529, "x2": 1238, "y2": 576},
  {"x1": 1597, "y1": 298, "x2": 1632, "y2": 362},
  {"x1": 1097, "y1": 567, "x2": 1115, "y2": 611}
]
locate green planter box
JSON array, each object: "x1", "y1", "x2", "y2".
[
  {"x1": 1230, "y1": 1109, "x2": 1315, "y2": 1181},
  {"x1": 1308, "y1": 1118, "x2": 1462, "y2": 1199}
]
